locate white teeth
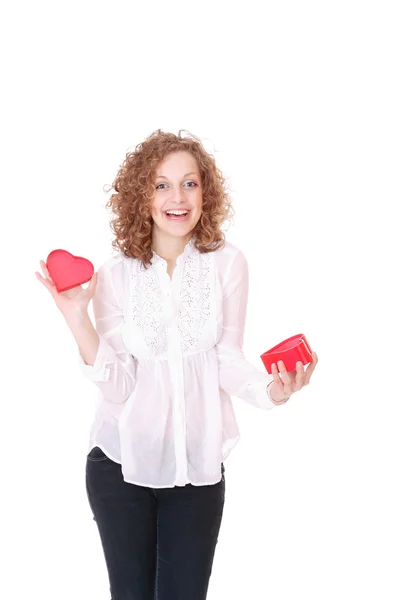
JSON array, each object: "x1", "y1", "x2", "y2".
[{"x1": 166, "y1": 210, "x2": 188, "y2": 215}]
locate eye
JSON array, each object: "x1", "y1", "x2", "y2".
[
  {"x1": 184, "y1": 181, "x2": 197, "y2": 188},
  {"x1": 156, "y1": 183, "x2": 167, "y2": 190}
]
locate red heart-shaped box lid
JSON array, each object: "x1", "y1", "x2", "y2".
[
  {"x1": 46, "y1": 249, "x2": 94, "y2": 293},
  {"x1": 260, "y1": 334, "x2": 313, "y2": 374}
]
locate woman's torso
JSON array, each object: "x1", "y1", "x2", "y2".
[{"x1": 88, "y1": 238, "x2": 241, "y2": 488}]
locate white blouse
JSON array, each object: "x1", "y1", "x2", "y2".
[{"x1": 79, "y1": 237, "x2": 277, "y2": 488}]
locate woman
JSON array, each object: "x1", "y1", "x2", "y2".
[{"x1": 36, "y1": 130, "x2": 318, "y2": 600}]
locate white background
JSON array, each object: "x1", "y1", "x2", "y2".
[{"x1": 2, "y1": 1, "x2": 399, "y2": 598}]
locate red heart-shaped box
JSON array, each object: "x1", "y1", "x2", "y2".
[
  {"x1": 46, "y1": 249, "x2": 94, "y2": 293},
  {"x1": 260, "y1": 334, "x2": 313, "y2": 374}
]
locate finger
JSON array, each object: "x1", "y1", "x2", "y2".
[
  {"x1": 295, "y1": 361, "x2": 306, "y2": 387},
  {"x1": 277, "y1": 360, "x2": 287, "y2": 374},
  {"x1": 40, "y1": 260, "x2": 55, "y2": 284},
  {"x1": 303, "y1": 354, "x2": 318, "y2": 384},
  {"x1": 35, "y1": 271, "x2": 58, "y2": 297},
  {"x1": 309, "y1": 352, "x2": 318, "y2": 369},
  {"x1": 277, "y1": 360, "x2": 292, "y2": 386},
  {"x1": 40, "y1": 260, "x2": 50, "y2": 278},
  {"x1": 271, "y1": 363, "x2": 283, "y2": 387},
  {"x1": 86, "y1": 272, "x2": 98, "y2": 296}
]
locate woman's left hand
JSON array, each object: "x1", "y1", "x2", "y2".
[{"x1": 268, "y1": 351, "x2": 318, "y2": 404}]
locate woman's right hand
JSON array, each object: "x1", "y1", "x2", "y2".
[{"x1": 35, "y1": 260, "x2": 98, "y2": 319}]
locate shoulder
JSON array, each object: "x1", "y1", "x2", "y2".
[
  {"x1": 96, "y1": 253, "x2": 134, "y2": 299},
  {"x1": 98, "y1": 252, "x2": 139, "y2": 276},
  {"x1": 213, "y1": 239, "x2": 247, "y2": 269},
  {"x1": 213, "y1": 240, "x2": 248, "y2": 292},
  {"x1": 99, "y1": 253, "x2": 128, "y2": 272}
]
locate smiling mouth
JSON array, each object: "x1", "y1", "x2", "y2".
[{"x1": 164, "y1": 210, "x2": 191, "y2": 221}]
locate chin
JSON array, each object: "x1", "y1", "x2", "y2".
[
  {"x1": 154, "y1": 218, "x2": 198, "y2": 237},
  {"x1": 167, "y1": 227, "x2": 195, "y2": 238}
]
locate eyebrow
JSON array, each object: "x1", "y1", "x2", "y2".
[{"x1": 156, "y1": 172, "x2": 198, "y2": 180}]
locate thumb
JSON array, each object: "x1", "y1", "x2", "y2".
[{"x1": 87, "y1": 272, "x2": 98, "y2": 297}]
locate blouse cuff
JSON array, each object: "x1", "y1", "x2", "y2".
[
  {"x1": 78, "y1": 336, "x2": 114, "y2": 382},
  {"x1": 243, "y1": 377, "x2": 277, "y2": 410}
]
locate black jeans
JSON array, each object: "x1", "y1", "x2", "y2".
[{"x1": 86, "y1": 447, "x2": 225, "y2": 600}]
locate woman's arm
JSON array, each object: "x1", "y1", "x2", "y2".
[
  {"x1": 215, "y1": 248, "x2": 284, "y2": 409},
  {"x1": 36, "y1": 255, "x2": 136, "y2": 404},
  {"x1": 75, "y1": 259, "x2": 137, "y2": 404},
  {"x1": 64, "y1": 310, "x2": 100, "y2": 366}
]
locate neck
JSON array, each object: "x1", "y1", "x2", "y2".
[{"x1": 151, "y1": 230, "x2": 193, "y2": 262}]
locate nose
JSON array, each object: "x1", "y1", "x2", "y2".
[{"x1": 172, "y1": 186, "x2": 187, "y2": 204}]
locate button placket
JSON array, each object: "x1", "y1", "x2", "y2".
[{"x1": 160, "y1": 263, "x2": 188, "y2": 485}]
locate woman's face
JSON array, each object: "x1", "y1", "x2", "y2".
[{"x1": 151, "y1": 151, "x2": 203, "y2": 241}]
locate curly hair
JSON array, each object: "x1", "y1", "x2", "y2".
[{"x1": 104, "y1": 129, "x2": 235, "y2": 267}]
